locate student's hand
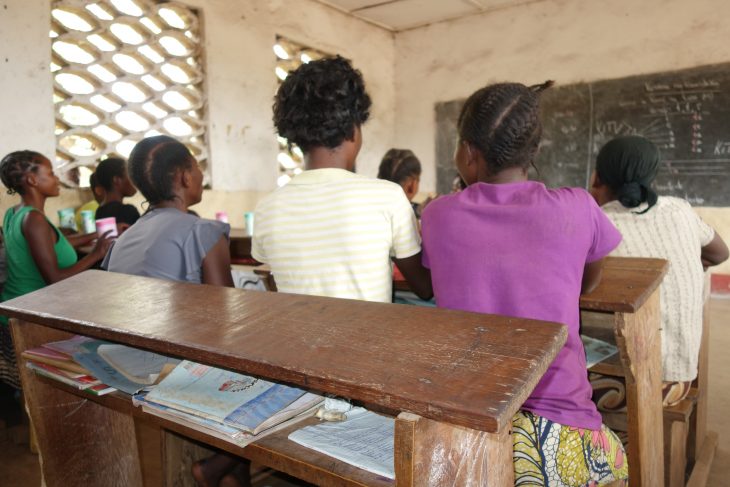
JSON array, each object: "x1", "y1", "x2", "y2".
[
  {"x1": 117, "y1": 222, "x2": 131, "y2": 235},
  {"x1": 91, "y1": 231, "x2": 114, "y2": 260}
]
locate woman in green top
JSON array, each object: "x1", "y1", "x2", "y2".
[{"x1": 0, "y1": 151, "x2": 112, "y2": 389}]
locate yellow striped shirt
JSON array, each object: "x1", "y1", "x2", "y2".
[{"x1": 252, "y1": 169, "x2": 421, "y2": 303}]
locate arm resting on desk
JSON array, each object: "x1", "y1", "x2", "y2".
[
  {"x1": 701, "y1": 232, "x2": 729, "y2": 268},
  {"x1": 581, "y1": 259, "x2": 604, "y2": 295},
  {"x1": 393, "y1": 252, "x2": 433, "y2": 300}
]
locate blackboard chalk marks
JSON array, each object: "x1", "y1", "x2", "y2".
[{"x1": 434, "y1": 63, "x2": 730, "y2": 206}]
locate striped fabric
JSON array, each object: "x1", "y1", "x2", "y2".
[
  {"x1": 602, "y1": 196, "x2": 715, "y2": 381},
  {"x1": 252, "y1": 169, "x2": 421, "y2": 303}
]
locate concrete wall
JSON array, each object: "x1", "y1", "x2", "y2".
[
  {"x1": 0, "y1": 0, "x2": 395, "y2": 195},
  {"x1": 394, "y1": 0, "x2": 730, "y2": 273}
]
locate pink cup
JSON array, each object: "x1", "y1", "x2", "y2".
[{"x1": 95, "y1": 217, "x2": 118, "y2": 239}]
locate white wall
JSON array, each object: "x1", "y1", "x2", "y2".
[
  {"x1": 394, "y1": 0, "x2": 730, "y2": 274},
  {"x1": 0, "y1": 0, "x2": 395, "y2": 194}
]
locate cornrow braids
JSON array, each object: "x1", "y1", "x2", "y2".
[
  {"x1": 0, "y1": 150, "x2": 44, "y2": 195},
  {"x1": 128, "y1": 135, "x2": 194, "y2": 205},
  {"x1": 457, "y1": 80, "x2": 554, "y2": 173},
  {"x1": 377, "y1": 148, "x2": 421, "y2": 185}
]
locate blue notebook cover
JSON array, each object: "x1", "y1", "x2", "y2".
[
  {"x1": 145, "y1": 361, "x2": 305, "y2": 431},
  {"x1": 72, "y1": 340, "x2": 150, "y2": 394}
]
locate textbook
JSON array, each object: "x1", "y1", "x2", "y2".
[
  {"x1": 25, "y1": 361, "x2": 100, "y2": 390},
  {"x1": 289, "y1": 408, "x2": 395, "y2": 480},
  {"x1": 581, "y1": 335, "x2": 619, "y2": 368},
  {"x1": 21, "y1": 347, "x2": 90, "y2": 375},
  {"x1": 97, "y1": 344, "x2": 179, "y2": 385},
  {"x1": 145, "y1": 361, "x2": 307, "y2": 434},
  {"x1": 73, "y1": 340, "x2": 153, "y2": 394}
]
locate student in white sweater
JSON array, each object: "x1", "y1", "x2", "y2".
[{"x1": 590, "y1": 135, "x2": 728, "y2": 406}]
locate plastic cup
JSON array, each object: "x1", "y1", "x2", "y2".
[
  {"x1": 95, "y1": 217, "x2": 118, "y2": 239},
  {"x1": 244, "y1": 212, "x2": 254, "y2": 236},
  {"x1": 215, "y1": 211, "x2": 229, "y2": 223},
  {"x1": 80, "y1": 210, "x2": 95, "y2": 234},
  {"x1": 57, "y1": 208, "x2": 77, "y2": 231}
]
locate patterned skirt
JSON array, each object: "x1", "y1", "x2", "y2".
[
  {"x1": 0, "y1": 324, "x2": 21, "y2": 390},
  {"x1": 513, "y1": 410, "x2": 628, "y2": 486}
]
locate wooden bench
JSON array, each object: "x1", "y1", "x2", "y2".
[{"x1": 3, "y1": 270, "x2": 567, "y2": 486}]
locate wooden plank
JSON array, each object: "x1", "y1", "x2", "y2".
[
  {"x1": 10, "y1": 320, "x2": 144, "y2": 487},
  {"x1": 686, "y1": 431, "x2": 718, "y2": 487},
  {"x1": 615, "y1": 289, "x2": 664, "y2": 487},
  {"x1": 579, "y1": 257, "x2": 668, "y2": 313},
  {"x1": 0, "y1": 270, "x2": 566, "y2": 433},
  {"x1": 688, "y1": 289, "x2": 711, "y2": 464},
  {"x1": 394, "y1": 412, "x2": 512, "y2": 486}
]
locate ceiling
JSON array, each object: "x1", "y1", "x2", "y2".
[{"x1": 314, "y1": 0, "x2": 542, "y2": 32}]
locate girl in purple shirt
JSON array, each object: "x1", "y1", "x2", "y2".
[{"x1": 421, "y1": 82, "x2": 628, "y2": 486}]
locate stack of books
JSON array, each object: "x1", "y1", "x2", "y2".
[
  {"x1": 22, "y1": 336, "x2": 116, "y2": 396},
  {"x1": 133, "y1": 360, "x2": 323, "y2": 447}
]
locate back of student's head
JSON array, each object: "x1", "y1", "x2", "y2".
[
  {"x1": 457, "y1": 81, "x2": 553, "y2": 173},
  {"x1": 377, "y1": 149, "x2": 421, "y2": 185},
  {"x1": 128, "y1": 135, "x2": 194, "y2": 205},
  {"x1": 596, "y1": 135, "x2": 660, "y2": 210},
  {"x1": 95, "y1": 157, "x2": 127, "y2": 191},
  {"x1": 0, "y1": 150, "x2": 46, "y2": 195},
  {"x1": 272, "y1": 55, "x2": 371, "y2": 152}
]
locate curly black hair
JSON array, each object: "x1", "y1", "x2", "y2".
[
  {"x1": 272, "y1": 56, "x2": 371, "y2": 152},
  {"x1": 95, "y1": 157, "x2": 127, "y2": 191},
  {"x1": 377, "y1": 148, "x2": 421, "y2": 185},
  {"x1": 0, "y1": 150, "x2": 45, "y2": 195},
  {"x1": 128, "y1": 135, "x2": 195, "y2": 205},
  {"x1": 457, "y1": 81, "x2": 553, "y2": 172}
]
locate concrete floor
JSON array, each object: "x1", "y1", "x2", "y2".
[{"x1": 2, "y1": 298, "x2": 729, "y2": 486}]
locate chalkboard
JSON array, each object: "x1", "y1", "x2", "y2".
[{"x1": 435, "y1": 63, "x2": 730, "y2": 206}]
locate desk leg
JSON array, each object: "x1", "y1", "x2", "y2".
[
  {"x1": 395, "y1": 412, "x2": 513, "y2": 486},
  {"x1": 10, "y1": 319, "x2": 144, "y2": 487},
  {"x1": 688, "y1": 295, "x2": 710, "y2": 464},
  {"x1": 614, "y1": 289, "x2": 664, "y2": 487}
]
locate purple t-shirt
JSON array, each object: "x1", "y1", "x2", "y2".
[{"x1": 421, "y1": 181, "x2": 621, "y2": 430}]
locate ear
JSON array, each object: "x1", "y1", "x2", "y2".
[
  {"x1": 180, "y1": 167, "x2": 194, "y2": 189},
  {"x1": 589, "y1": 170, "x2": 601, "y2": 188},
  {"x1": 25, "y1": 171, "x2": 39, "y2": 189}
]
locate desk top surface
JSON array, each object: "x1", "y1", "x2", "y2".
[
  {"x1": 1, "y1": 270, "x2": 566, "y2": 433},
  {"x1": 578, "y1": 257, "x2": 668, "y2": 313}
]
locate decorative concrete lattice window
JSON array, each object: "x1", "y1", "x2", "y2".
[
  {"x1": 50, "y1": 0, "x2": 207, "y2": 187},
  {"x1": 273, "y1": 36, "x2": 327, "y2": 187}
]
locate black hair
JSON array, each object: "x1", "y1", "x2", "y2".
[
  {"x1": 128, "y1": 135, "x2": 195, "y2": 205},
  {"x1": 95, "y1": 157, "x2": 127, "y2": 191},
  {"x1": 595, "y1": 135, "x2": 660, "y2": 212},
  {"x1": 0, "y1": 150, "x2": 45, "y2": 195},
  {"x1": 457, "y1": 81, "x2": 554, "y2": 173},
  {"x1": 89, "y1": 172, "x2": 98, "y2": 190},
  {"x1": 272, "y1": 56, "x2": 371, "y2": 152},
  {"x1": 377, "y1": 149, "x2": 421, "y2": 185}
]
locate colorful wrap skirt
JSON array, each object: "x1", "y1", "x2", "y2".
[{"x1": 513, "y1": 410, "x2": 628, "y2": 486}]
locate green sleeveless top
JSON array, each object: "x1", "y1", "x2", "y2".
[{"x1": 0, "y1": 206, "x2": 77, "y2": 325}]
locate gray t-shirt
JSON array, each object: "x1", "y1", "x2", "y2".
[{"x1": 104, "y1": 208, "x2": 230, "y2": 284}]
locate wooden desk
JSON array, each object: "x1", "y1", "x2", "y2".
[
  {"x1": 229, "y1": 227, "x2": 255, "y2": 265},
  {"x1": 581, "y1": 256, "x2": 668, "y2": 487},
  {"x1": 3, "y1": 270, "x2": 566, "y2": 487}
]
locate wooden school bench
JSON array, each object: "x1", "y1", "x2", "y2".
[{"x1": 3, "y1": 270, "x2": 567, "y2": 487}]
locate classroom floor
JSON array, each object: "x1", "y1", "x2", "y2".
[{"x1": 2, "y1": 298, "x2": 730, "y2": 486}]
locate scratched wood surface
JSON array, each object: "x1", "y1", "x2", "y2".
[
  {"x1": 1, "y1": 270, "x2": 566, "y2": 434},
  {"x1": 579, "y1": 257, "x2": 668, "y2": 313}
]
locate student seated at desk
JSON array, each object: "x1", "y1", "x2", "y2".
[
  {"x1": 100, "y1": 136, "x2": 240, "y2": 486},
  {"x1": 0, "y1": 151, "x2": 112, "y2": 389},
  {"x1": 377, "y1": 148, "x2": 423, "y2": 215},
  {"x1": 74, "y1": 172, "x2": 104, "y2": 230},
  {"x1": 421, "y1": 82, "x2": 629, "y2": 486},
  {"x1": 253, "y1": 56, "x2": 432, "y2": 302},
  {"x1": 103, "y1": 136, "x2": 233, "y2": 286},
  {"x1": 590, "y1": 135, "x2": 729, "y2": 406},
  {"x1": 94, "y1": 157, "x2": 140, "y2": 231}
]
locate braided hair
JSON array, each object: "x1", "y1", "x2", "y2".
[
  {"x1": 128, "y1": 135, "x2": 195, "y2": 205},
  {"x1": 0, "y1": 150, "x2": 45, "y2": 195},
  {"x1": 377, "y1": 149, "x2": 421, "y2": 185},
  {"x1": 457, "y1": 81, "x2": 553, "y2": 172},
  {"x1": 273, "y1": 56, "x2": 371, "y2": 152}
]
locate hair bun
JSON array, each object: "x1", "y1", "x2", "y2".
[{"x1": 617, "y1": 181, "x2": 644, "y2": 208}]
